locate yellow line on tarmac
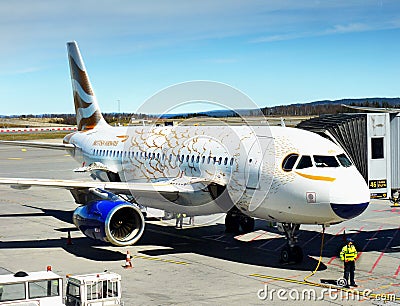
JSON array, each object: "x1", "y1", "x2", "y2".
[
  {"x1": 250, "y1": 273, "x2": 320, "y2": 288},
  {"x1": 7, "y1": 157, "x2": 23, "y2": 160},
  {"x1": 132, "y1": 255, "x2": 190, "y2": 266}
]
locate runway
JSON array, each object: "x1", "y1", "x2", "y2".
[{"x1": 0, "y1": 141, "x2": 399, "y2": 305}]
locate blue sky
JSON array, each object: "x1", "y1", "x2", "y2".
[{"x1": 0, "y1": 0, "x2": 399, "y2": 115}]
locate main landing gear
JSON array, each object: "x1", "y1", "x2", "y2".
[
  {"x1": 225, "y1": 207, "x2": 255, "y2": 233},
  {"x1": 279, "y1": 223, "x2": 303, "y2": 264}
]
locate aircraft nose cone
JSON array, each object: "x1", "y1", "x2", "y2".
[
  {"x1": 330, "y1": 170, "x2": 370, "y2": 220},
  {"x1": 330, "y1": 202, "x2": 369, "y2": 219}
]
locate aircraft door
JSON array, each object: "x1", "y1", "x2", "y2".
[{"x1": 245, "y1": 136, "x2": 273, "y2": 190}]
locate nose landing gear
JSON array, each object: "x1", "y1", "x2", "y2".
[{"x1": 278, "y1": 223, "x2": 303, "y2": 264}]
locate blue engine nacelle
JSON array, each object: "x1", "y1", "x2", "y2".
[{"x1": 72, "y1": 189, "x2": 145, "y2": 246}]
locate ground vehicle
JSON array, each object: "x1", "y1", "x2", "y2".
[
  {"x1": 65, "y1": 272, "x2": 122, "y2": 306},
  {"x1": 0, "y1": 269, "x2": 63, "y2": 306},
  {"x1": 0, "y1": 269, "x2": 122, "y2": 306}
]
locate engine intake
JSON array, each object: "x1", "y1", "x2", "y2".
[{"x1": 72, "y1": 190, "x2": 145, "y2": 246}]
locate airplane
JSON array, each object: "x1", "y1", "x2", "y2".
[{"x1": 0, "y1": 41, "x2": 370, "y2": 264}]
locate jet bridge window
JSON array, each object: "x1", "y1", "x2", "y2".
[
  {"x1": 282, "y1": 153, "x2": 299, "y2": 171},
  {"x1": 337, "y1": 153, "x2": 352, "y2": 167},
  {"x1": 296, "y1": 155, "x2": 313, "y2": 169},
  {"x1": 313, "y1": 155, "x2": 339, "y2": 167},
  {"x1": 371, "y1": 137, "x2": 384, "y2": 159}
]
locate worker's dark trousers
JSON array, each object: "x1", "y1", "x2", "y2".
[{"x1": 344, "y1": 261, "x2": 355, "y2": 285}]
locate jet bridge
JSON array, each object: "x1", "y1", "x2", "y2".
[{"x1": 297, "y1": 112, "x2": 397, "y2": 199}]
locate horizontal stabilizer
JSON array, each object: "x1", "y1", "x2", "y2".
[{"x1": 0, "y1": 140, "x2": 75, "y2": 150}]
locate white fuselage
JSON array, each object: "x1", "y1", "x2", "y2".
[{"x1": 65, "y1": 124, "x2": 370, "y2": 225}]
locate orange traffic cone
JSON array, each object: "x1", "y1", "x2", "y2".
[
  {"x1": 123, "y1": 251, "x2": 133, "y2": 269},
  {"x1": 66, "y1": 230, "x2": 73, "y2": 245}
]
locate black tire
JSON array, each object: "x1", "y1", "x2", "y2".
[
  {"x1": 240, "y1": 216, "x2": 255, "y2": 233},
  {"x1": 292, "y1": 245, "x2": 303, "y2": 264},
  {"x1": 280, "y1": 245, "x2": 303, "y2": 264},
  {"x1": 225, "y1": 213, "x2": 240, "y2": 233},
  {"x1": 280, "y1": 246, "x2": 291, "y2": 264}
]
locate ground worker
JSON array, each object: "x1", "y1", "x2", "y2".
[
  {"x1": 340, "y1": 238, "x2": 358, "y2": 288},
  {"x1": 175, "y1": 213, "x2": 186, "y2": 229}
]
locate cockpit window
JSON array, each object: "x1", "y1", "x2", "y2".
[
  {"x1": 337, "y1": 153, "x2": 352, "y2": 167},
  {"x1": 282, "y1": 154, "x2": 299, "y2": 171},
  {"x1": 296, "y1": 155, "x2": 313, "y2": 169},
  {"x1": 313, "y1": 155, "x2": 339, "y2": 167}
]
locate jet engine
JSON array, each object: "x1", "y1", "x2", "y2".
[{"x1": 72, "y1": 189, "x2": 145, "y2": 246}]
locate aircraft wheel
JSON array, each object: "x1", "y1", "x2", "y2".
[
  {"x1": 280, "y1": 245, "x2": 303, "y2": 264},
  {"x1": 292, "y1": 246, "x2": 303, "y2": 263},
  {"x1": 225, "y1": 213, "x2": 240, "y2": 233},
  {"x1": 240, "y1": 216, "x2": 255, "y2": 233},
  {"x1": 280, "y1": 246, "x2": 291, "y2": 263}
]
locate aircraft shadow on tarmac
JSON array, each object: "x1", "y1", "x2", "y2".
[{"x1": 0, "y1": 206, "x2": 398, "y2": 271}]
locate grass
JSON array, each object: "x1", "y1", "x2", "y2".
[{"x1": 0, "y1": 132, "x2": 71, "y2": 141}]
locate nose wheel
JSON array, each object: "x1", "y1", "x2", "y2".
[{"x1": 279, "y1": 223, "x2": 303, "y2": 264}]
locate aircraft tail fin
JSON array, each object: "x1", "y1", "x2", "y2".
[{"x1": 67, "y1": 41, "x2": 109, "y2": 131}]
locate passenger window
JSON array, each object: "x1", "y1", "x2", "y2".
[
  {"x1": 202, "y1": 156, "x2": 205, "y2": 163},
  {"x1": 224, "y1": 157, "x2": 228, "y2": 165},
  {"x1": 196, "y1": 156, "x2": 200, "y2": 163},
  {"x1": 282, "y1": 154, "x2": 299, "y2": 171},
  {"x1": 191, "y1": 155, "x2": 194, "y2": 163},
  {"x1": 314, "y1": 155, "x2": 339, "y2": 167},
  {"x1": 230, "y1": 157, "x2": 234, "y2": 166},
  {"x1": 218, "y1": 157, "x2": 222, "y2": 165},
  {"x1": 337, "y1": 154, "x2": 352, "y2": 167},
  {"x1": 296, "y1": 155, "x2": 313, "y2": 169}
]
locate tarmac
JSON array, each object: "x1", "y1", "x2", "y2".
[{"x1": 0, "y1": 141, "x2": 399, "y2": 305}]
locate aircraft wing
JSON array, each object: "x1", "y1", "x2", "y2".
[
  {"x1": 0, "y1": 140, "x2": 75, "y2": 150},
  {"x1": 0, "y1": 176, "x2": 224, "y2": 200}
]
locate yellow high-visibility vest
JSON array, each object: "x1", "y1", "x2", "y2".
[{"x1": 340, "y1": 244, "x2": 358, "y2": 261}]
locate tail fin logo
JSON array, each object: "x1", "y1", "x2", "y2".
[{"x1": 67, "y1": 41, "x2": 108, "y2": 131}]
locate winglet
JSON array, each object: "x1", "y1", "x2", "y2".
[{"x1": 67, "y1": 41, "x2": 109, "y2": 131}]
